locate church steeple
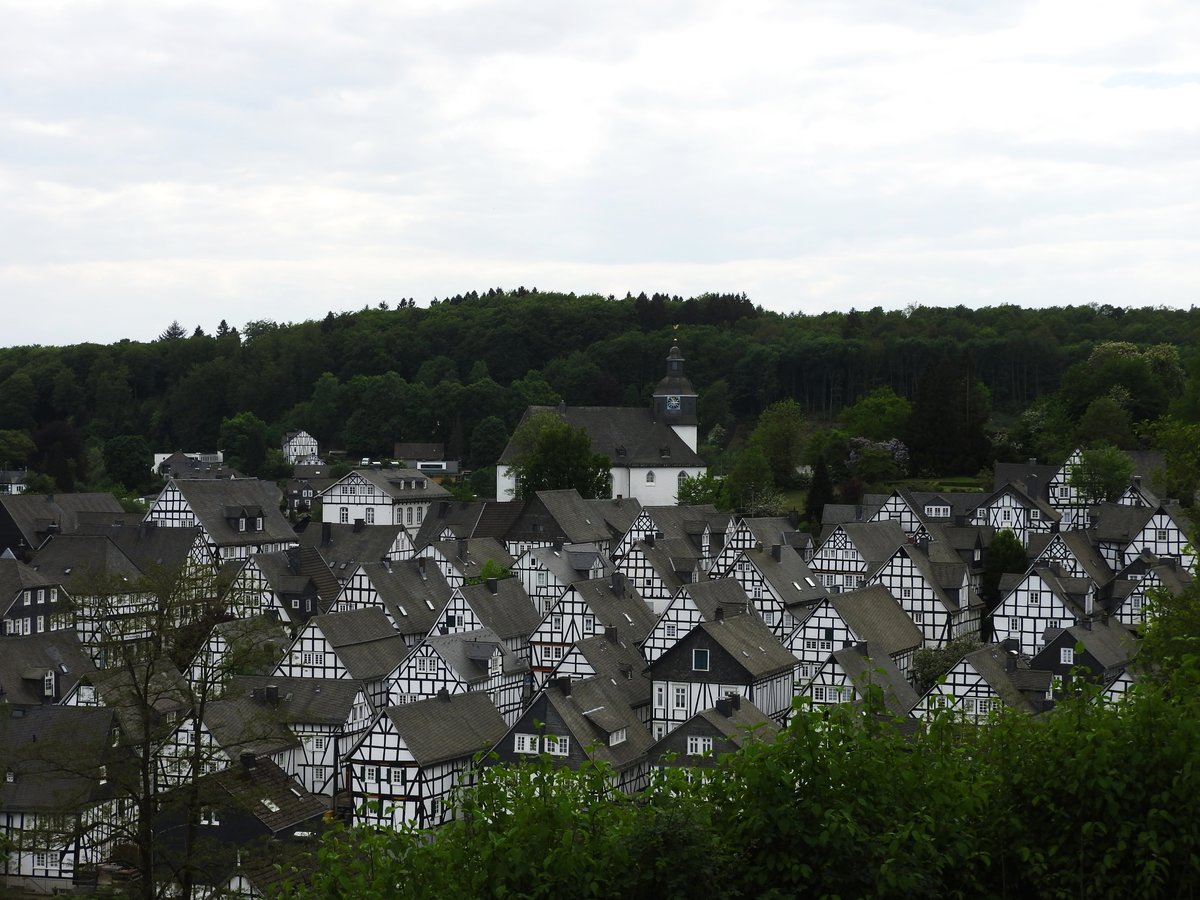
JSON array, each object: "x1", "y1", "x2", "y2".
[{"x1": 651, "y1": 342, "x2": 699, "y2": 452}]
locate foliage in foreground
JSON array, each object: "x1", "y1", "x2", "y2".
[{"x1": 273, "y1": 660, "x2": 1200, "y2": 900}]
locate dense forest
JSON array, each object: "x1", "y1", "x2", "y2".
[{"x1": 2, "y1": 290, "x2": 1199, "y2": 506}]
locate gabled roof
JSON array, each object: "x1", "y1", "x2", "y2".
[
  {"x1": 637, "y1": 536, "x2": 699, "y2": 595},
  {"x1": 1089, "y1": 503, "x2": 1169, "y2": 543},
  {"x1": 207, "y1": 757, "x2": 325, "y2": 832},
  {"x1": 739, "y1": 544, "x2": 827, "y2": 610},
  {"x1": 500, "y1": 406, "x2": 704, "y2": 469},
  {"x1": 349, "y1": 558, "x2": 452, "y2": 637},
  {"x1": 0, "y1": 491, "x2": 125, "y2": 553},
  {"x1": 698, "y1": 614, "x2": 796, "y2": 680},
  {"x1": 527, "y1": 490, "x2": 617, "y2": 545},
  {"x1": 324, "y1": 467, "x2": 452, "y2": 503},
  {"x1": 91, "y1": 520, "x2": 201, "y2": 575},
  {"x1": 430, "y1": 537, "x2": 516, "y2": 580},
  {"x1": 230, "y1": 675, "x2": 363, "y2": 725},
  {"x1": 1036, "y1": 620, "x2": 1136, "y2": 673},
  {"x1": 77, "y1": 659, "x2": 191, "y2": 744},
  {"x1": 992, "y1": 461, "x2": 1062, "y2": 502},
  {"x1": 0, "y1": 705, "x2": 116, "y2": 812},
  {"x1": 694, "y1": 697, "x2": 780, "y2": 745},
  {"x1": 26, "y1": 533, "x2": 143, "y2": 593},
  {"x1": 581, "y1": 496, "x2": 643, "y2": 542},
  {"x1": 161, "y1": 479, "x2": 296, "y2": 549},
  {"x1": 201, "y1": 694, "x2": 301, "y2": 758},
  {"x1": 458, "y1": 579, "x2": 541, "y2": 642},
  {"x1": 0, "y1": 630, "x2": 96, "y2": 706},
  {"x1": 961, "y1": 644, "x2": 1052, "y2": 714},
  {"x1": 524, "y1": 544, "x2": 613, "y2": 587},
  {"x1": 535, "y1": 675, "x2": 655, "y2": 770},
  {"x1": 310, "y1": 608, "x2": 409, "y2": 681},
  {"x1": 827, "y1": 586, "x2": 923, "y2": 657},
  {"x1": 680, "y1": 577, "x2": 752, "y2": 622},
  {"x1": 0, "y1": 555, "x2": 59, "y2": 607},
  {"x1": 561, "y1": 577, "x2": 657, "y2": 646},
  {"x1": 828, "y1": 644, "x2": 919, "y2": 716},
  {"x1": 424, "y1": 628, "x2": 527, "y2": 681},
  {"x1": 294, "y1": 520, "x2": 411, "y2": 579},
  {"x1": 570, "y1": 631, "x2": 652, "y2": 710},
  {"x1": 1027, "y1": 530, "x2": 1114, "y2": 583},
  {"x1": 384, "y1": 692, "x2": 508, "y2": 767}
]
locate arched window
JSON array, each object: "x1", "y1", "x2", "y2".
[
  {"x1": 646, "y1": 471, "x2": 655, "y2": 485},
  {"x1": 339, "y1": 507, "x2": 349, "y2": 524},
  {"x1": 678, "y1": 471, "x2": 689, "y2": 489}
]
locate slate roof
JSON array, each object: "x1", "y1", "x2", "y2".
[
  {"x1": 637, "y1": 536, "x2": 699, "y2": 595},
  {"x1": 571, "y1": 631, "x2": 653, "y2": 710},
  {"x1": 536, "y1": 675, "x2": 655, "y2": 771},
  {"x1": 333, "y1": 467, "x2": 452, "y2": 503},
  {"x1": 839, "y1": 520, "x2": 909, "y2": 565},
  {"x1": 347, "y1": 558, "x2": 452, "y2": 638},
  {"x1": 311, "y1": 607, "x2": 409, "y2": 681},
  {"x1": 0, "y1": 705, "x2": 116, "y2": 813},
  {"x1": 294, "y1": 520, "x2": 410, "y2": 582},
  {"x1": 0, "y1": 630, "x2": 96, "y2": 706},
  {"x1": 207, "y1": 756, "x2": 326, "y2": 832},
  {"x1": 500, "y1": 406, "x2": 704, "y2": 469},
  {"x1": 0, "y1": 491, "x2": 125, "y2": 554},
  {"x1": 962, "y1": 644, "x2": 1052, "y2": 714},
  {"x1": 565, "y1": 577, "x2": 657, "y2": 645},
  {"x1": 694, "y1": 698, "x2": 780, "y2": 745},
  {"x1": 430, "y1": 537, "x2": 517, "y2": 581},
  {"x1": 424, "y1": 628, "x2": 528, "y2": 681},
  {"x1": 77, "y1": 659, "x2": 191, "y2": 744},
  {"x1": 821, "y1": 501, "x2": 884, "y2": 527},
  {"x1": 827, "y1": 585, "x2": 924, "y2": 657},
  {"x1": 26, "y1": 533, "x2": 144, "y2": 592},
  {"x1": 163, "y1": 479, "x2": 296, "y2": 549},
  {"x1": 202, "y1": 694, "x2": 301, "y2": 758},
  {"x1": 829, "y1": 644, "x2": 919, "y2": 716},
  {"x1": 90, "y1": 520, "x2": 201, "y2": 575},
  {"x1": 739, "y1": 543, "x2": 827, "y2": 611},
  {"x1": 700, "y1": 614, "x2": 797, "y2": 679},
  {"x1": 0, "y1": 555, "x2": 59, "y2": 609},
  {"x1": 526, "y1": 490, "x2": 616, "y2": 545},
  {"x1": 1027, "y1": 530, "x2": 1114, "y2": 583},
  {"x1": 384, "y1": 692, "x2": 508, "y2": 767},
  {"x1": 681, "y1": 577, "x2": 752, "y2": 622},
  {"x1": 1089, "y1": 503, "x2": 1166, "y2": 543},
  {"x1": 230, "y1": 675, "x2": 363, "y2": 725},
  {"x1": 458, "y1": 578, "x2": 541, "y2": 642},
  {"x1": 1038, "y1": 620, "x2": 1136, "y2": 673},
  {"x1": 524, "y1": 544, "x2": 613, "y2": 589},
  {"x1": 582, "y1": 496, "x2": 643, "y2": 543}
]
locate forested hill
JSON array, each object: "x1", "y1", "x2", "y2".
[{"x1": 2, "y1": 290, "x2": 1199, "y2": 494}]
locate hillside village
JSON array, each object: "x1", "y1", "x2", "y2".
[{"x1": 0, "y1": 346, "x2": 1194, "y2": 897}]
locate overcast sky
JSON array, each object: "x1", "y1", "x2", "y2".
[{"x1": 2, "y1": 0, "x2": 1198, "y2": 347}]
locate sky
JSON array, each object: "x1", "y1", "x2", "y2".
[{"x1": 2, "y1": 0, "x2": 1199, "y2": 347}]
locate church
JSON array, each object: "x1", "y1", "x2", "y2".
[{"x1": 496, "y1": 343, "x2": 708, "y2": 504}]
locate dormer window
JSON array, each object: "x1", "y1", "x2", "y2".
[
  {"x1": 238, "y1": 517, "x2": 246, "y2": 532},
  {"x1": 43, "y1": 670, "x2": 55, "y2": 697},
  {"x1": 659, "y1": 446, "x2": 670, "y2": 458}
]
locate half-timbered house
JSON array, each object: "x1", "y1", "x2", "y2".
[
  {"x1": 1090, "y1": 502, "x2": 1196, "y2": 572},
  {"x1": 421, "y1": 537, "x2": 516, "y2": 590},
  {"x1": 871, "y1": 488, "x2": 986, "y2": 540},
  {"x1": 281, "y1": 430, "x2": 321, "y2": 466},
  {"x1": 647, "y1": 611, "x2": 796, "y2": 739},
  {"x1": 330, "y1": 557, "x2": 453, "y2": 648},
  {"x1": 223, "y1": 549, "x2": 338, "y2": 626},
  {"x1": 144, "y1": 478, "x2": 298, "y2": 563},
  {"x1": 810, "y1": 520, "x2": 907, "y2": 594},
  {"x1": 867, "y1": 540, "x2": 984, "y2": 646},
  {"x1": 1031, "y1": 621, "x2": 1137, "y2": 700},
  {"x1": 1027, "y1": 529, "x2": 1113, "y2": 584},
  {"x1": 1109, "y1": 553, "x2": 1190, "y2": 628},
  {"x1": 527, "y1": 576, "x2": 656, "y2": 685},
  {"x1": 184, "y1": 616, "x2": 289, "y2": 699},
  {"x1": 646, "y1": 694, "x2": 778, "y2": 775},
  {"x1": 0, "y1": 706, "x2": 121, "y2": 895},
  {"x1": 969, "y1": 483, "x2": 1058, "y2": 549},
  {"x1": 788, "y1": 585, "x2": 924, "y2": 685},
  {"x1": 991, "y1": 566, "x2": 1096, "y2": 656},
  {"x1": 0, "y1": 491, "x2": 125, "y2": 561},
  {"x1": 273, "y1": 607, "x2": 409, "y2": 712},
  {"x1": 728, "y1": 543, "x2": 827, "y2": 638},
  {"x1": 320, "y1": 466, "x2": 451, "y2": 530},
  {"x1": 296, "y1": 520, "x2": 416, "y2": 580},
  {"x1": 228, "y1": 675, "x2": 369, "y2": 796},
  {"x1": 347, "y1": 691, "x2": 508, "y2": 830},
  {"x1": 641, "y1": 577, "x2": 750, "y2": 666},
  {"x1": 512, "y1": 543, "x2": 610, "y2": 615},
  {"x1": 801, "y1": 643, "x2": 919, "y2": 716},
  {"x1": 388, "y1": 628, "x2": 529, "y2": 724},
  {"x1": 0, "y1": 629, "x2": 96, "y2": 707},
  {"x1": 436, "y1": 577, "x2": 542, "y2": 659},
  {"x1": 491, "y1": 673, "x2": 656, "y2": 795},
  {"x1": 616, "y1": 534, "x2": 702, "y2": 616},
  {"x1": 711, "y1": 515, "x2": 812, "y2": 576},
  {"x1": 914, "y1": 642, "x2": 1052, "y2": 721},
  {"x1": 0, "y1": 554, "x2": 70, "y2": 637}
]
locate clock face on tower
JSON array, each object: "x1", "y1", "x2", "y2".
[{"x1": 666, "y1": 395, "x2": 681, "y2": 412}]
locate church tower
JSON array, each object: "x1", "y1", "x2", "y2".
[{"x1": 651, "y1": 342, "x2": 699, "y2": 452}]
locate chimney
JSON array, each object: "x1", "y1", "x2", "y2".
[
  {"x1": 729, "y1": 693, "x2": 741, "y2": 710},
  {"x1": 457, "y1": 539, "x2": 467, "y2": 562},
  {"x1": 771, "y1": 544, "x2": 782, "y2": 562},
  {"x1": 787, "y1": 510, "x2": 800, "y2": 529},
  {"x1": 440, "y1": 500, "x2": 450, "y2": 515},
  {"x1": 265, "y1": 684, "x2": 279, "y2": 707},
  {"x1": 714, "y1": 605, "x2": 724, "y2": 622},
  {"x1": 353, "y1": 518, "x2": 364, "y2": 533},
  {"x1": 552, "y1": 539, "x2": 563, "y2": 551},
  {"x1": 604, "y1": 625, "x2": 618, "y2": 644},
  {"x1": 854, "y1": 504, "x2": 863, "y2": 521},
  {"x1": 486, "y1": 577, "x2": 498, "y2": 595},
  {"x1": 321, "y1": 522, "x2": 332, "y2": 545},
  {"x1": 556, "y1": 676, "x2": 572, "y2": 697},
  {"x1": 644, "y1": 533, "x2": 655, "y2": 548},
  {"x1": 240, "y1": 752, "x2": 257, "y2": 773},
  {"x1": 610, "y1": 571, "x2": 624, "y2": 596},
  {"x1": 437, "y1": 687, "x2": 451, "y2": 703},
  {"x1": 418, "y1": 557, "x2": 427, "y2": 580},
  {"x1": 715, "y1": 698, "x2": 732, "y2": 718}
]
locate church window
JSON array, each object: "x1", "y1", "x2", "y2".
[
  {"x1": 646, "y1": 471, "x2": 656, "y2": 485},
  {"x1": 678, "y1": 471, "x2": 688, "y2": 489}
]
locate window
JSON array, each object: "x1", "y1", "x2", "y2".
[
  {"x1": 79, "y1": 684, "x2": 95, "y2": 703},
  {"x1": 200, "y1": 807, "x2": 220, "y2": 825},
  {"x1": 1047, "y1": 619, "x2": 1061, "y2": 630},
  {"x1": 339, "y1": 507, "x2": 349, "y2": 524},
  {"x1": 912, "y1": 611, "x2": 924, "y2": 625},
  {"x1": 962, "y1": 697, "x2": 976, "y2": 713},
  {"x1": 797, "y1": 663, "x2": 810, "y2": 679},
  {"x1": 582, "y1": 615, "x2": 595, "y2": 634},
  {"x1": 313, "y1": 765, "x2": 327, "y2": 782},
  {"x1": 261, "y1": 798, "x2": 281, "y2": 813},
  {"x1": 678, "y1": 471, "x2": 688, "y2": 488},
  {"x1": 1001, "y1": 509, "x2": 1012, "y2": 523},
  {"x1": 550, "y1": 645, "x2": 565, "y2": 661},
  {"x1": 665, "y1": 623, "x2": 677, "y2": 639},
  {"x1": 536, "y1": 571, "x2": 547, "y2": 586},
  {"x1": 609, "y1": 728, "x2": 627, "y2": 747},
  {"x1": 1156, "y1": 529, "x2": 1169, "y2": 542},
  {"x1": 312, "y1": 736, "x2": 328, "y2": 752},
  {"x1": 674, "y1": 686, "x2": 688, "y2": 709},
  {"x1": 238, "y1": 517, "x2": 246, "y2": 532},
  {"x1": 301, "y1": 651, "x2": 325, "y2": 667},
  {"x1": 1060, "y1": 647, "x2": 1074, "y2": 665},
  {"x1": 366, "y1": 507, "x2": 375, "y2": 524},
  {"x1": 692, "y1": 648, "x2": 710, "y2": 671},
  {"x1": 1009, "y1": 617, "x2": 1020, "y2": 631},
  {"x1": 655, "y1": 684, "x2": 666, "y2": 710},
  {"x1": 544, "y1": 735, "x2": 570, "y2": 756},
  {"x1": 646, "y1": 471, "x2": 655, "y2": 484},
  {"x1": 390, "y1": 767, "x2": 407, "y2": 785},
  {"x1": 34, "y1": 852, "x2": 50, "y2": 870},
  {"x1": 416, "y1": 507, "x2": 423, "y2": 523},
  {"x1": 812, "y1": 685, "x2": 826, "y2": 702},
  {"x1": 686, "y1": 735, "x2": 713, "y2": 756},
  {"x1": 23, "y1": 591, "x2": 30, "y2": 606},
  {"x1": 406, "y1": 507, "x2": 414, "y2": 525},
  {"x1": 901, "y1": 587, "x2": 913, "y2": 599},
  {"x1": 1028, "y1": 591, "x2": 1041, "y2": 606},
  {"x1": 43, "y1": 671, "x2": 55, "y2": 697},
  {"x1": 1030, "y1": 509, "x2": 1041, "y2": 520},
  {"x1": 804, "y1": 638, "x2": 817, "y2": 651},
  {"x1": 415, "y1": 656, "x2": 436, "y2": 673},
  {"x1": 552, "y1": 615, "x2": 563, "y2": 631},
  {"x1": 819, "y1": 640, "x2": 832, "y2": 651},
  {"x1": 762, "y1": 610, "x2": 775, "y2": 626}
]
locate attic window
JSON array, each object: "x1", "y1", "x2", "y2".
[
  {"x1": 659, "y1": 447, "x2": 670, "y2": 458},
  {"x1": 261, "y1": 798, "x2": 281, "y2": 813}
]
